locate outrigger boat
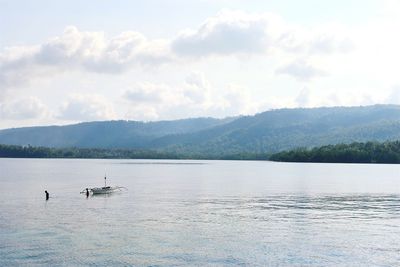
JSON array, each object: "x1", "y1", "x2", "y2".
[{"x1": 82, "y1": 175, "x2": 127, "y2": 195}]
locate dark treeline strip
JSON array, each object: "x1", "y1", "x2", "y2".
[
  {"x1": 0, "y1": 144, "x2": 269, "y2": 160},
  {"x1": 0, "y1": 144, "x2": 178, "y2": 159},
  {"x1": 4, "y1": 141, "x2": 400, "y2": 162},
  {"x1": 270, "y1": 141, "x2": 400, "y2": 163}
]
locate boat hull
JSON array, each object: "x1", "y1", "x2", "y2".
[{"x1": 91, "y1": 187, "x2": 116, "y2": 194}]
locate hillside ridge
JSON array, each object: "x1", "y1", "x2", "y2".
[{"x1": 2, "y1": 105, "x2": 400, "y2": 156}]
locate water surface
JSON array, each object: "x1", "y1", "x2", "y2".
[{"x1": 1, "y1": 159, "x2": 400, "y2": 266}]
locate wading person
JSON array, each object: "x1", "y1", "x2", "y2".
[
  {"x1": 45, "y1": 190, "x2": 49, "y2": 200},
  {"x1": 86, "y1": 188, "x2": 90, "y2": 198}
]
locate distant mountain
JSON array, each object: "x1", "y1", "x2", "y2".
[
  {"x1": 150, "y1": 105, "x2": 400, "y2": 155},
  {"x1": 2, "y1": 105, "x2": 400, "y2": 156},
  {"x1": 0, "y1": 118, "x2": 234, "y2": 148}
]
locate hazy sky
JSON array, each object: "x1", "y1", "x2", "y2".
[{"x1": 1, "y1": 0, "x2": 400, "y2": 128}]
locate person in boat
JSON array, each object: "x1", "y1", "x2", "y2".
[
  {"x1": 45, "y1": 190, "x2": 49, "y2": 200},
  {"x1": 86, "y1": 188, "x2": 90, "y2": 198}
]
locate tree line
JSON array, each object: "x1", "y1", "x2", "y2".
[
  {"x1": 269, "y1": 141, "x2": 400, "y2": 163},
  {"x1": 3, "y1": 141, "x2": 400, "y2": 163},
  {"x1": 0, "y1": 144, "x2": 269, "y2": 160},
  {"x1": 0, "y1": 144, "x2": 180, "y2": 159}
]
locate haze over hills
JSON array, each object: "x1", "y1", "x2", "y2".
[
  {"x1": 1, "y1": 105, "x2": 400, "y2": 156},
  {"x1": 0, "y1": 117, "x2": 234, "y2": 149}
]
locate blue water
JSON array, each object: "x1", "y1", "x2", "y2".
[{"x1": 1, "y1": 158, "x2": 400, "y2": 266}]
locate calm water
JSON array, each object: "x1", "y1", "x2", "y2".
[{"x1": 1, "y1": 158, "x2": 400, "y2": 266}]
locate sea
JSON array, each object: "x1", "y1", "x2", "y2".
[{"x1": 1, "y1": 158, "x2": 399, "y2": 266}]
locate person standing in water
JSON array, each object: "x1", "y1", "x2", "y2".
[
  {"x1": 45, "y1": 190, "x2": 49, "y2": 200},
  {"x1": 86, "y1": 188, "x2": 90, "y2": 198}
]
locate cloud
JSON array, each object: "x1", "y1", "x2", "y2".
[
  {"x1": 275, "y1": 59, "x2": 327, "y2": 81},
  {"x1": 124, "y1": 105, "x2": 159, "y2": 121},
  {"x1": 123, "y1": 72, "x2": 213, "y2": 109},
  {"x1": 385, "y1": 86, "x2": 400, "y2": 104},
  {"x1": 277, "y1": 29, "x2": 353, "y2": 55},
  {"x1": 172, "y1": 10, "x2": 273, "y2": 57},
  {"x1": 0, "y1": 46, "x2": 53, "y2": 99},
  {"x1": 0, "y1": 26, "x2": 171, "y2": 90},
  {"x1": 183, "y1": 71, "x2": 211, "y2": 103},
  {"x1": 321, "y1": 92, "x2": 376, "y2": 107},
  {"x1": 0, "y1": 10, "x2": 361, "y2": 127},
  {"x1": 123, "y1": 82, "x2": 188, "y2": 107},
  {"x1": 35, "y1": 26, "x2": 171, "y2": 71},
  {"x1": 58, "y1": 94, "x2": 116, "y2": 121},
  {"x1": 0, "y1": 97, "x2": 49, "y2": 120},
  {"x1": 308, "y1": 34, "x2": 353, "y2": 55},
  {"x1": 122, "y1": 72, "x2": 259, "y2": 120},
  {"x1": 295, "y1": 87, "x2": 312, "y2": 107},
  {"x1": 291, "y1": 87, "x2": 380, "y2": 108},
  {"x1": 123, "y1": 84, "x2": 165, "y2": 104},
  {"x1": 0, "y1": 12, "x2": 353, "y2": 93},
  {"x1": 171, "y1": 9, "x2": 352, "y2": 58},
  {"x1": 217, "y1": 84, "x2": 259, "y2": 115}
]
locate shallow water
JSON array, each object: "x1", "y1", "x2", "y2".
[{"x1": 1, "y1": 158, "x2": 400, "y2": 266}]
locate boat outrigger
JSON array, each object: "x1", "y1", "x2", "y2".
[{"x1": 81, "y1": 175, "x2": 127, "y2": 195}]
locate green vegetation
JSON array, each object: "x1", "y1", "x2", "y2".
[
  {"x1": 270, "y1": 141, "x2": 400, "y2": 163},
  {"x1": 3, "y1": 141, "x2": 400, "y2": 163},
  {"x1": 0, "y1": 144, "x2": 269, "y2": 160},
  {"x1": 0, "y1": 144, "x2": 175, "y2": 159},
  {"x1": 3, "y1": 105, "x2": 400, "y2": 158}
]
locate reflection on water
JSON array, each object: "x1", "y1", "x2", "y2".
[
  {"x1": 0, "y1": 159, "x2": 400, "y2": 266},
  {"x1": 186, "y1": 194, "x2": 400, "y2": 221},
  {"x1": 89, "y1": 192, "x2": 125, "y2": 198},
  {"x1": 117, "y1": 161, "x2": 207, "y2": 165}
]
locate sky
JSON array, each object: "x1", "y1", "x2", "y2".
[{"x1": 1, "y1": 0, "x2": 400, "y2": 129}]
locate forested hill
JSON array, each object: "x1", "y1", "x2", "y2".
[
  {"x1": 0, "y1": 117, "x2": 233, "y2": 148},
  {"x1": 269, "y1": 141, "x2": 400, "y2": 163},
  {"x1": 2, "y1": 105, "x2": 400, "y2": 157}
]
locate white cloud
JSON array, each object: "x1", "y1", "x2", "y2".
[
  {"x1": 35, "y1": 26, "x2": 172, "y2": 71},
  {"x1": 124, "y1": 105, "x2": 159, "y2": 121},
  {"x1": 123, "y1": 82, "x2": 187, "y2": 107},
  {"x1": 291, "y1": 87, "x2": 381, "y2": 108},
  {"x1": 0, "y1": 26, "x2": 172, "y2": 90},
  {"x1": 320, "y1": 92, "x2": 376, "y2": 107},
  {"x1": 58, "y1": 94, "x2": 116, "y2": 121},
  {"x1": 276, "y1": 59, "x2": 327, "y2": 81},
  {"x1": 217, "y1": 84, "x2": 259, "y2": 115},
  {"x1": 308, "y1": 34, "x2": 353, "y2": 55},
  {"x1": 122, "y1": 72, "x2": 260, "y2": 120},
  {"x1": 277, "y1": 27, "x2": 353, "y2": 55},
  {"x1": 295, "y1": 87, "x2": 312, "y2": 107},
  {"x1": 0, "y1": 11, "x2": 354, "y2": 95},
  {"x1": 385, "y1": 86, "x2": 400, "y2": 104},
  {"x1": 183, "y1": 71, "x2": 212, "y2": 104},
  {"x1": 3, "y1": 8, "x2": 399, "y2": 128},
  {"x1": 0, "y1": 97, "x2": 49, "y2": 120},
  {"x1": 171, "y1": 9, "x2": 352, "y2": 58},
  {"x1": 124, "y1": 84, "x2": 165, "y2": 104},
  {"x1": 172, "y1": 10, "x2": 273, "y2": 57}
]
